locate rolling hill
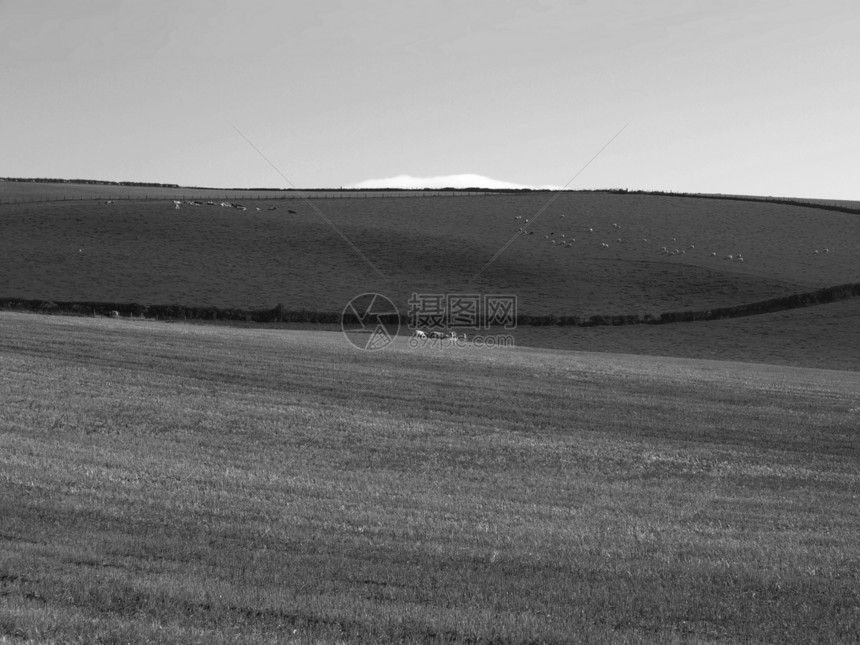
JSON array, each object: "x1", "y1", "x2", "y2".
[
  {"x1": 2, "y1": 180, "x2": 859, "y2": 371},
  {"x1": 2, "y1": 181, "x2": 858, "y2": 641},
  {"x1": 2, "y1": 183, "x2": 858, "y2": 320},
  {"x1": 1, "y1": 311, "x2": 858, "y2": 643}
]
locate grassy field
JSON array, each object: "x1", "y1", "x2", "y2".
[
  {"x1": 510, "y1": 297, "x2": 860, "y2": 371},
  {"x1": 2, "y1": 183, "x2": 858, "y2": 318},
  {"x1": 1, "y1": 180, "x2": 858, "y2": 642},
  {"x1": 1, "y1": 312, "x2": 858, "y2": 643},
  {"x1": 178, "y1": 295, "x2": 860, "y2": 372}
]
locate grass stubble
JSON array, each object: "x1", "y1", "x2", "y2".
[{"x1": 0, "y1": 312, "x2": 858, "y2": 643}]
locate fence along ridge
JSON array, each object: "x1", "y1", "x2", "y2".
[{"x1": 0, "y1": 190, "x2": 505, "y2": 204}]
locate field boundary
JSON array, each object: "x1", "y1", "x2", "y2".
[
  {"x1": 0, "y1": 191, "x2": 501, "y2": 204},
  {"x1": 3, "y1": 282, "x2": 858, "y2": 327},
  {"x1": 0, "y1": 178, "x2": 510, "y2": 204},
  {"x1": 598, "y1": 188, "x2": 860, "y2": 216},
  {"x1": 3, "y1": 180, "x2": 858, "y2": 213}
]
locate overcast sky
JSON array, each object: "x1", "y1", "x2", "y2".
[{"x1": 2, "y1": 1, "x2": 857, "y2": 198}]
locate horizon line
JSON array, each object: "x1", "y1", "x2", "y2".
[{"x1": 1, "y1": 176, "x2": 857, "y2": 204}]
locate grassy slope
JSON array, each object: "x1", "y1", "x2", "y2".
[
  {"x1": 512, "y1": 297, "x2": 860, "y2": 371},
  {"x1": 1, "y1": 312, "x2": 858, "y2": 643},
  {"x1": 216, "y1": 295, "x2": 860, "y2": 371},
  {"x1": 2, "y1": 186, "x2": 858, "y2": 317}
]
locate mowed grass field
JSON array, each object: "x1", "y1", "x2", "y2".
[
  {"x1": 206, "y1": 295, "x2": 860, "y2": 371},
  {"x1": 1, "y1": 312, "x2": 859, "y2": 643},
  {"x1": 2, "y1": 184, "x2": 859, "y2": 318}
]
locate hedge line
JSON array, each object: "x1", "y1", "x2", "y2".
[
  {"x1": 521, "y1": 282, "x2": 860, "y2": 326},
  {"x1": 2, "y1": 282, "x2": 858, "y2": 328},
  {"x1": 0, "y1": 300, "x2": 343, "y2": 324}
]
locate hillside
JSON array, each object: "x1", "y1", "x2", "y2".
[
  {"x1": 1, "y1": 312, "x2": 858, "y2": 643},
  {"x1": 2, "y1": 182, "x2": 858, "y2": 319},
  {"x1": 512, "y1": 297, "x2": 860, "y2": 371}
]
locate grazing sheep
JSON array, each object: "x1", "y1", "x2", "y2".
[
  {"x1": 414, "y1": 330, "x2": 427, "y2": 339},
  {"x1": 173, "y1": 200, "x2": 181, "y2": 210}
]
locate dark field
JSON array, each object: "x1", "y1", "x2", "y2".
[{"x1": 2, "y1": 185, "x2": 858, "y2": 319}]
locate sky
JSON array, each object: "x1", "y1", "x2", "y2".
[{"x1": 1, "y1": 0, "x2": 857, "y2": 199}]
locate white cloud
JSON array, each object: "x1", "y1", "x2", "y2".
[{"x1": 346, "y1": 173, "x2": 563, "y2": 190}]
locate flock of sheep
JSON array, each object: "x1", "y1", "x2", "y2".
[
  {"x1": 171, "y1": 200, "x2": 296, "y2": 214},
  {"x1": 514, "y1": 212, "x2": 835, "y2": 261},
  {"x1": 160, "y1": 201, "x2": 835, "y2": 263},
  {"x1": 412, "y1": 329, "x2": 465, "y2": 341},
  {"x1": 514, "y1": 213, "x2": 752, "y2": 260}
]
